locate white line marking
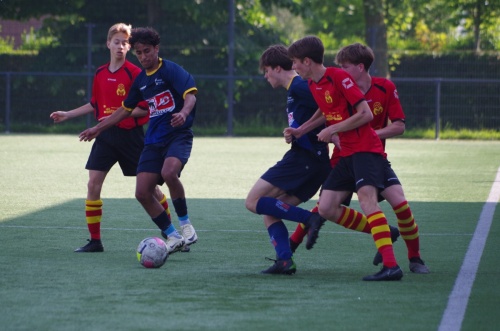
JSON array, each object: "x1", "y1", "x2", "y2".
[{"x1": 438, "y1": 166, "x2": 500, "y2": 331}]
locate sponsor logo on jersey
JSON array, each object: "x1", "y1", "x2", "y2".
[
  {"x1": 342, "y1": 77, "x2": 354, "y2": 89},
  {"x1": 325, "y1": 113, "x2": 342, "y2": 122},
  {"x1": 148, "y1": 90, "x2": 175, "y2": 117},
  {"x1": 288, "y1": 112, "x2": 294, "y2": 126}
]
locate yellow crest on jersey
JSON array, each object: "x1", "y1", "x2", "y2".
[
  {"x1": 373, "y1": 102, "x2": 383, "y2": 116},
  {"x1": 324, "y1": 91, "x2": 333, "y2": 104},
  {"x1": 116, "y1": 84, "x2": 126, "y2": 96}
]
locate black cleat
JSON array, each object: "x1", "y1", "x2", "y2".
[
  {"x1": 305, "y1": 213, "x2": 327, "y2": 250},
  {"x1": 289, "y1": 238, "x2": 300, "y2": 253},
  {"x1": 363, "y1": 265, "x2": 403, "y2": 281},
  {"x1": 261, "y1": 257, "x2": 296, "y2": 275},
  {"x1": 74, "y1": 239, "x2": 104, "y2": 253},
  {"x1": 180, "y1": 244, "x2": 191, "y2": 253},
  {"x1": 372, "y1": 225, "x2": 400, "y2": 266},
  {"x1": 409, "y1": 257, "x2": 430, "y2": 274}
]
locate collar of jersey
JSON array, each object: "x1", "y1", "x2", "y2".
[{"x1": 146, "y1": 58, "x2": 163, "y2": 76}]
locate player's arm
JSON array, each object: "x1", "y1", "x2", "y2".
[
  {"x1": 317, "y1": 101, "x2": 373, "y2": 142},
  {"x1": 283, "y1": 108, "x2": 325, "y2": 143},
  {"x1": 375, "y1": 120, "x2": 405, "y2": 140},
  {"x1": 79, "y1": 106, "x2": 131, "y2": 141},
  {"x1": 171, "y1": 92, "x2": 196, "y2": 127},
  {"x1": 130, "y1": 106, "x2": 149, "y2": 118},
  {"x1": 50, "y1": 103, "x2": 94, "y2": 123}
]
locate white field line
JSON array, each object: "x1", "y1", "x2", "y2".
[{"x1": 438, "y1": 166, "x2": 500, "y2": 331}]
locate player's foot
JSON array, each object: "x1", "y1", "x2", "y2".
[
  {"x1": 363, "y1": 265, "x2": 403, "y2": 281},
  {"x1": 409, "y1": 257, "x2": 430, "y2": 274},
  {"x1": 306, "y1": 213, "x2": 327, "y2": 250},
  {"x1": 161, "y1": 234, "x2": 185, "y2": 254},
  {"x1": 261, "y1": 257, "x2": 296, "y2": 275},
  {"x1": 74, "y1": 239, "x2": 103, "y2": 253},
  {"x1": 180, "y1": 244, "x2": 191, "y2": 253},
  {"x1": 181, "y1": 224, "x2": 198, "y2": 246},
  {"x1": 290, "y1": 238, "x2": 300, "y2": 253},
  {"x1": 372, "y1": 225, "x2": 400, "y2": 266}
]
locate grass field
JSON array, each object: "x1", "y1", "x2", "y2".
[{"x1": 1, "y1": 135, "x2": 499, "y2": 331}]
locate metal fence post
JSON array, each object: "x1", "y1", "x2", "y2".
[
  {"x1": 226, "y1": 0, "x2": 235, "y2": 136},
  {"x1": 435, "y1": 78, "x2": 441, "y2": 140},
  {"x1": 5, "y1": 72, "x2": 11, "y2": 133}
]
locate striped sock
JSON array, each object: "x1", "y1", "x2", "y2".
[
  {"x1": 159, "y1": 194, "x2": 171, "y2": 222},
  {"x1": 367, "y1": 211, "x2": 397, "y2": 268},
  {"x1": 336, "y1": 206, "x2": 371, "y2": 233},
  {"x1": 393, "y1": 200, "x2": 421, "y2": 259},
  {"x1": 85, "y1": 199, "x2": 103, "y2": 240}
]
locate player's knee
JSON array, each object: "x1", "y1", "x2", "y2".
[
  {"x1": 244, "y1": 197, "x2": 257, "y2": 214},
  {"x1": 135, "y1": 189, "x2": 149, "y2": 204}
]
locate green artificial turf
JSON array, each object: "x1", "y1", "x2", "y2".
[{"x1": 0, "y1": 135, "x2": 499, "y2": 331}]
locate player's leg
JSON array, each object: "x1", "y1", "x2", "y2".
[
  {"x1": 76, "y1": 135, "x2": 118, "y2": 253},
  {"x1": 357, "y1": 186, "x2": 402, "y2": 281},
  {"x1": 161, "y1": 156, "x2": 197, "y2": 247},
  {"x1": 289, "y1": 201, "x2": 321, "y2": 251},
  {"x1": 162, "y1": 132, "x2": 198, "y2": 248},
  {"x1": 154, "y1": 186, "x2": 171, "y2": 222},
  {"x1": 308, "y1": 189, "x2": 352, "y2": 249},
  {"x1": 260, "y1": 194, "x2": 301, "y2": 275},
  {"x1": 136, "y1": 171, "x2": 184, "y2": 254},
  {"x1": 382, "y1": 184, "x2": 429, "y2": 273},
  {"x1": 75, "y1": 169, "x2": 107, "y2": 253}
]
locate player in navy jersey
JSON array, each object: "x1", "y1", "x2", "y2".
[
  {"x1": 245, "y1": 45, "x2": 330, "y2": 275},
  {"x1": 79, "y1": 27, "x2": 198, "y2": 254},
  {"x1": 50, "y1": 23, "x2": 172, "y2": 253},
  {"x1": 286, "y1": 43, "x2": 429, "y2": 274}
]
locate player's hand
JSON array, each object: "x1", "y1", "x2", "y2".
[
  {"x1": 79, "y1": 127, "x2": 99, "y2": 142},
  {"x1": 283, "y1": 127, "x2": 299, "y2": 144},
  {"x1": 171, "y1": 112, "x2": 186, "y2": 127},
  {"x1": 50, "y1": 111, "x2": 68, "y2": 123},
  {"x1": 317, "y1": 127, "x2": 335, "y2": 143}
]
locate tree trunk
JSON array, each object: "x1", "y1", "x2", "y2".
[
  {"x1": 147, "y1": 0, "x2": 161, "y2": 26},
  {"x1": 363, "y1": 0, "x2": 389, "y2": 78},
  {"x1": 473, "y1": 0, "x2": 481, "y2": 53}
]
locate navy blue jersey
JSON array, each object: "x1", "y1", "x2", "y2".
[
  {"x1": 287, "y1": 76, "x2": 327, "y2": 158},
  {"x1": 123, "y1": 58, "x2": 197, "y2": 145}
]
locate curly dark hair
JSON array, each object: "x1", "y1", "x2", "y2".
[{"x1": 129, "y1": 27, "x2": 160, "y2": 48}]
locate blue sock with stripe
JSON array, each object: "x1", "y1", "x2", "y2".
[{"x1": 256, "y1": 197, "x2": 312, "y2": 224}]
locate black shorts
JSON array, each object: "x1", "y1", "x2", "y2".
[
  {"x1": 322, "y1": 152, "x2": 385, "y2": 192},
  {"x1": 137, "y1": 129, "x2": 193, "y2": 177},
  {"x1": 381, "y1": 158, "x2": 401, "y2": 189},
  {"x1": 261, "y1": 147, "x2": 331, "y2": 202},
  {"x1": 85, "y1": 126, "x2": 144, "y2": 176}
]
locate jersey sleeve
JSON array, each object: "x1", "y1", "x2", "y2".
[
  {"x1": 385, "y1": 80, "x2": 405, "y2": 122},
  {"x1": 166, "y1": 61, "x2": 197, "y2": 99},
  {"x1": 334, "y1": 69, "x2": 365, "y2": 108}
]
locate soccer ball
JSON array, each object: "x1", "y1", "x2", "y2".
[{"x1": 136, "y1": 237, "x2": 168, "y2": 268}]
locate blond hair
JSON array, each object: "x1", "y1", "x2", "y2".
[{"x1": 107, "y1": 23, "x2": 132, "y2": 41}]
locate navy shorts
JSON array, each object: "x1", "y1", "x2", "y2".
[
  {"x1": 137, "y1": 129, "x2": 193, "y2": 177},
  {"x1": 322, "y1": 152, "x2": 385, "y2": 193},
  {"x1": 86, "y1": 126, "x2": 144, "y2": 176},
  {"x1": 261, "y1": 147, "x2": 331, "y2": 202}
]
